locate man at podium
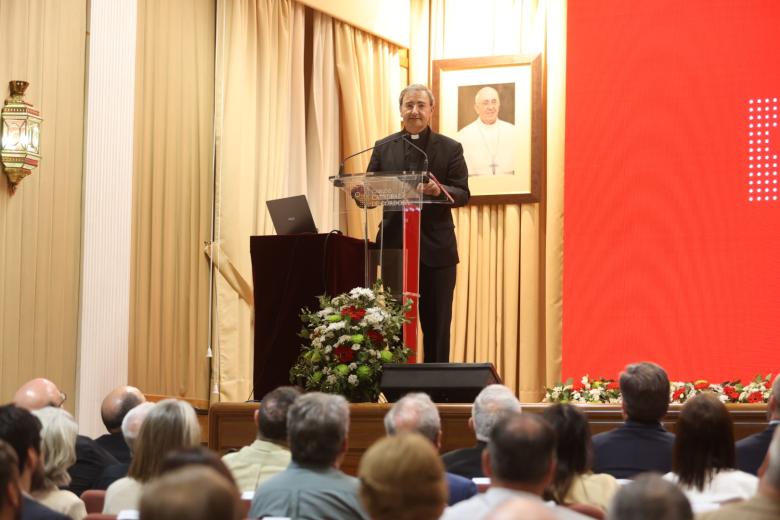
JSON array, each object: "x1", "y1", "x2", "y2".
[{"x1": 367, "y1": 84, "x2": 470, "y2": 363}]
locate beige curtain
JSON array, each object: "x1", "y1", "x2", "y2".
[
  {"x1": 334, "y1": 21, "x2": 401, "y2": 238},
  {"x1": 213, "y1": 0, "x2": 307, "y2": 401},
  {"x1": 128, "y1": 0, "x2": 214, "y2": 400},
  {"x1": 0, "y1": 0, "x2": 87, "y2": 407},
  {"x1": 416, "y1": 0, "x2": 565, "y2": 401}
]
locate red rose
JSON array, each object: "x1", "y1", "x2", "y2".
[
  {"x1": 341, "y1": 306, "x2": 366, "y2": 321},
  {"x1": 607, "y1": 381, "x2": 620, "y2": 391},
  {"x1": 672, "y1": 389, "x2": 685, "y2": 401},
  {"x1": 747, "y1": 391, "x2": 764, "y2": 403},
  {"x1": 367, "y1": 330, "x2": 383, "y2": 344},
  {"x1": 723, "y1": 386, "x2": 739, "y2": 401},
  {"x1": 694, "y1": 381, "x2": 709, "y2": 390},
  {"x1": 334, "y1": 346, "x2": 354, "y2": 363}
]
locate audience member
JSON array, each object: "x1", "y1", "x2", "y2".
[
  {"x1": 160, "y1": 446, "x2": 236, "y2": 487},
  {"x1": 699, "y1": 426, "x2": 780, "y2": 519},
  {"x1": 139, "y1": 466, "x2": 241, "y2": 520},
  {"x1": 358, "y1": 433, "x2": 447, "y2": 520},
  {"x1": 94, "y1": 401, "x2": 155, "y2": 490},
  {"x1": 442, "y1": 384, "x2": 521, "y2": 479},
  {"x1": 384, "y1": 393, "x2": 477, "y2": 505},
  {"x1": 0, "y1": 404, "x2": 69, "y2": 519},
  {"x1": 441, "y1": 413, "x2": 589, "y2": 520},
  {"x1": 0, "y1": 440, "x2": 23, "y2": 520},
  {"x1": 663, "y1": 392, "x2": 757, "y2": 503},
  {"x1": 29, "y1": 408, "x2": 86, "y2": 519},
  {"x1": 14, "y1": 378, "x2": 118, "y2": 496},
  {"x1": 592, "y1": 362, "x2": 675, "y2": 478},
  {"x1": 103, "y1": 399, "x2": 200, "y2": 515},
  {"x1": 737, "y1": 374, "x2": 780, "y2": 475},
  {"x1": 542, "y1": 403, "x2": 618, "y2": 512},
  {"x1": 607, "y1": 473, "x2": 692, "y2": 520},
  {"x1": 95, "y1": 386, "x2": 145, "y2": 464},
  {"x1": 248, "y1": 392, "x2": 368, "y2": 520},
  {"x1": 222, "y1": 386, "x2": 300, "y2": 492}
]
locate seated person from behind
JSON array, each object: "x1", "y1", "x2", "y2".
[
  {"x1": 94, "y1": 402, "x2": 155, "y2": 490},
  {"x1": 222, "y1": 386, "x2": 300, "y2": 493},
  {"x1": 736, "y1": 374, "x2": 780, "y2": 475},
  {"x1": 14, "y1": 378, "x2": 117, "y2": 496},
  {"x1": 139, "y1": 466, "x2": 241, "y2": 520},
  {"x1": 29, "y1": 407, "x2": 87, "y2": 520},
  {"x1": 591, "y1": 361, "x2": 675, "y2": 478},
  {"x1": 358, "y1": 433, "x2": 448, "y2": 520},
  {"x1": 542, "y1": 404, "x2": 619, "y2": 513},
  {"x1": 442, "y1": 384, "x2": 521, "y2": 479},
  {"x1": 94, "y1": 386, "x2": 146, "y2": 464},
  {"x1": 103, "y1": 399, "x2": 200, "y2": 515},
  {"x1": 384, "y1": 393, "x2": 477, "y2": 505},
  {"x1": 663, "y1": 392, "x2": 758, "y2": 504},
  {"x1": 441, "y1": 413, "x2": 590, "y2": 520}
]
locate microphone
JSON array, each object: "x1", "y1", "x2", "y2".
[
  {"x1": 338, "y1": 133, "x2": 407, "y2": 176},
  {"x1": 402, "y1": 135, "x2": 429, "y2": 176}
]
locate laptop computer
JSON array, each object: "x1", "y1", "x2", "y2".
[{"x1": 265, "y1": 194, "x2": 318, "y2": 235}]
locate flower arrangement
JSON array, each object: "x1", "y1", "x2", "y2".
[
  {"x1": 544, "y1": 374, "x2": 774, "y2": 404},
  {"x1": 290, "y1": 283, "x2": 412, "y2": 402}
]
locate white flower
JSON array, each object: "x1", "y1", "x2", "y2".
[
  {"x1": 368, "y1": 349, "x2": 376, "y2": 357},
  {"x1": 317, "y1": 307, "x2": 335, "y2": 316},
  {"x1": 327, "y1": 321, "x2": 346, "y2": 331},
  {"x1": 349, "y1": 363, "x2": 357, "y2": 370},
  {"x1": 347, "y1": 374, "x2": 359, "y2": 385},
  {"x1": 324, "y1": 346, "x2": 332, "y2": 354},
  {"x1": 352, "y1": 344, "x2": 360, "y2": 350},
  {"x1": 322, "y1": 367, "x2": 331, "y2": 375},
  {"x1": 338, "y1": 335, "x2": 352, "y2": 345},
  {"x1": 326, "y1": 375, "x2": 337, "y2": 384},
  {"x1": 718, "y1": 394, "x2": 729, "y2": 403},
  {"x1": 551, "y1": 390, "x2": 560, "y2": 400},
  {"x1": 349, "y1": 287, "x2": 375, "y2": 299}
]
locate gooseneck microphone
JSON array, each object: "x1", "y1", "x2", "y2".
[{"x1": 337, "y1": 133, "x2": 407, "y2": 176}]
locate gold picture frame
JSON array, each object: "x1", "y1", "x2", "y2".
[{"x1": 432, "y1": 54, "x2": 543, "y2": 204}]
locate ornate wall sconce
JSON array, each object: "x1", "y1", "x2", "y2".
[{"x1": 1, "y1": 81, "x2": 43, "y2": 194}]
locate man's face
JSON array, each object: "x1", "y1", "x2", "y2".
[
  {"x1": 400, "y1": 90, "x2": 433, "y2": 135},
  {"x1": 475, "y1": 88, "x2": 500, "y2": 125}
]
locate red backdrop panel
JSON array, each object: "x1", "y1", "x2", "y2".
[{"x1": 563, "y1": 0, "x2": 780, "y2": 382}]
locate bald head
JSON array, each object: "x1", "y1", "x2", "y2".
[
  {"x1": 13, "y1": 379, "x2": 65, "y2": 411},
  {"x1": 101, "y1": 386, "x2": 145, "y2": 433}
]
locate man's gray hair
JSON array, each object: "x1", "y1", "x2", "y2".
[
  {"x1": 122, "y1": 401, "x2": 156, "y2": 452},
  {"x1": 398, "y1": 84, "x2": 435, "y2": 108},
  {"x1": 384, "y1": 392, "x2": 440, "y2": 443},
  {"x1": 765, "y1": 426, "x2": 780, "y2": 489},
  {"x1": 607, "y1": 473, "x2": 692, "y2": 520},
  {"x1": 473, "y1": 384, "x2": 522, "y2": 442},
  {"x1": 31, "y1": 406, "x2": 78, "y2": 488},
  {"x1": 287, "y1": 393, "x2": 349, "y2": 467}
]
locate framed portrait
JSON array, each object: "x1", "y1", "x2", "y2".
[{"x1": 432, "y1": 54, "x2": 543, "y2": 204}]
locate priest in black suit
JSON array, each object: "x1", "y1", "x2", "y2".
[
  {"x1": 366, "y1": 84, "x2": 470, "y2": 363},
  {"x1": 736, "y1": 375, "x2": 780, "y2": 475}
]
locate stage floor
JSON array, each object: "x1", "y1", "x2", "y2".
[{"x1": 208, "y1": 402, "x2": 769, "y2": 476}]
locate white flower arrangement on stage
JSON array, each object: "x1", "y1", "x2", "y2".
[
  {"x1": 290, "y1": 283, "x2": 412, "y2": 402},
  {"x1": 545, "y1": 374, "x2": 773, "y2": 404}
]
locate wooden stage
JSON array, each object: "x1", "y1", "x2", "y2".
[{"x1": 207, "y1": 402, "x2": 770, "y2": 476}]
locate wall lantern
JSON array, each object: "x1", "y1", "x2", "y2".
[{"x1": 1, "y1": 81, "x2": 43, "y2": 194}]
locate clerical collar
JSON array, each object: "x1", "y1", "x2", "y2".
[{"x1": 406, "y1": 127, "x2": 431, "y2": 140}]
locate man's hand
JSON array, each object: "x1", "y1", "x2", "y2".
[{"x1": 417, "y1": 181, "x2": 441, "y2": 197}]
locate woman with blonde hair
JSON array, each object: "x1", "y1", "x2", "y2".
[
  {"x1": 103, "y1": 399, "x2": 200, "y2": 515},
  {"x1": 359, "y1": 433, "x2": 448, "y2": 520},
  {"x1": 30, "y1": 407, "x2": 87, "y2": 520}
]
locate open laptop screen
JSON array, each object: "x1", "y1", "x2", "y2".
[{"x1": 265, "y1": 195, "x2": 318, "y2": 235}]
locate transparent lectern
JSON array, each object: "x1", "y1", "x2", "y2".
[{"x1": 330, "y1": 171, "x2": 454, "y2": 360}]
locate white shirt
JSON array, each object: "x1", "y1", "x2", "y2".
[
  {"x1": 456, "y1": 119, "x2": 519, "y2": 176},
  {"x1": 663, "y1": 469, "x2": 758, "y2": 505},
  {"x1": 440, "y1": 487, "x2": 590, "y2": 520}
]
